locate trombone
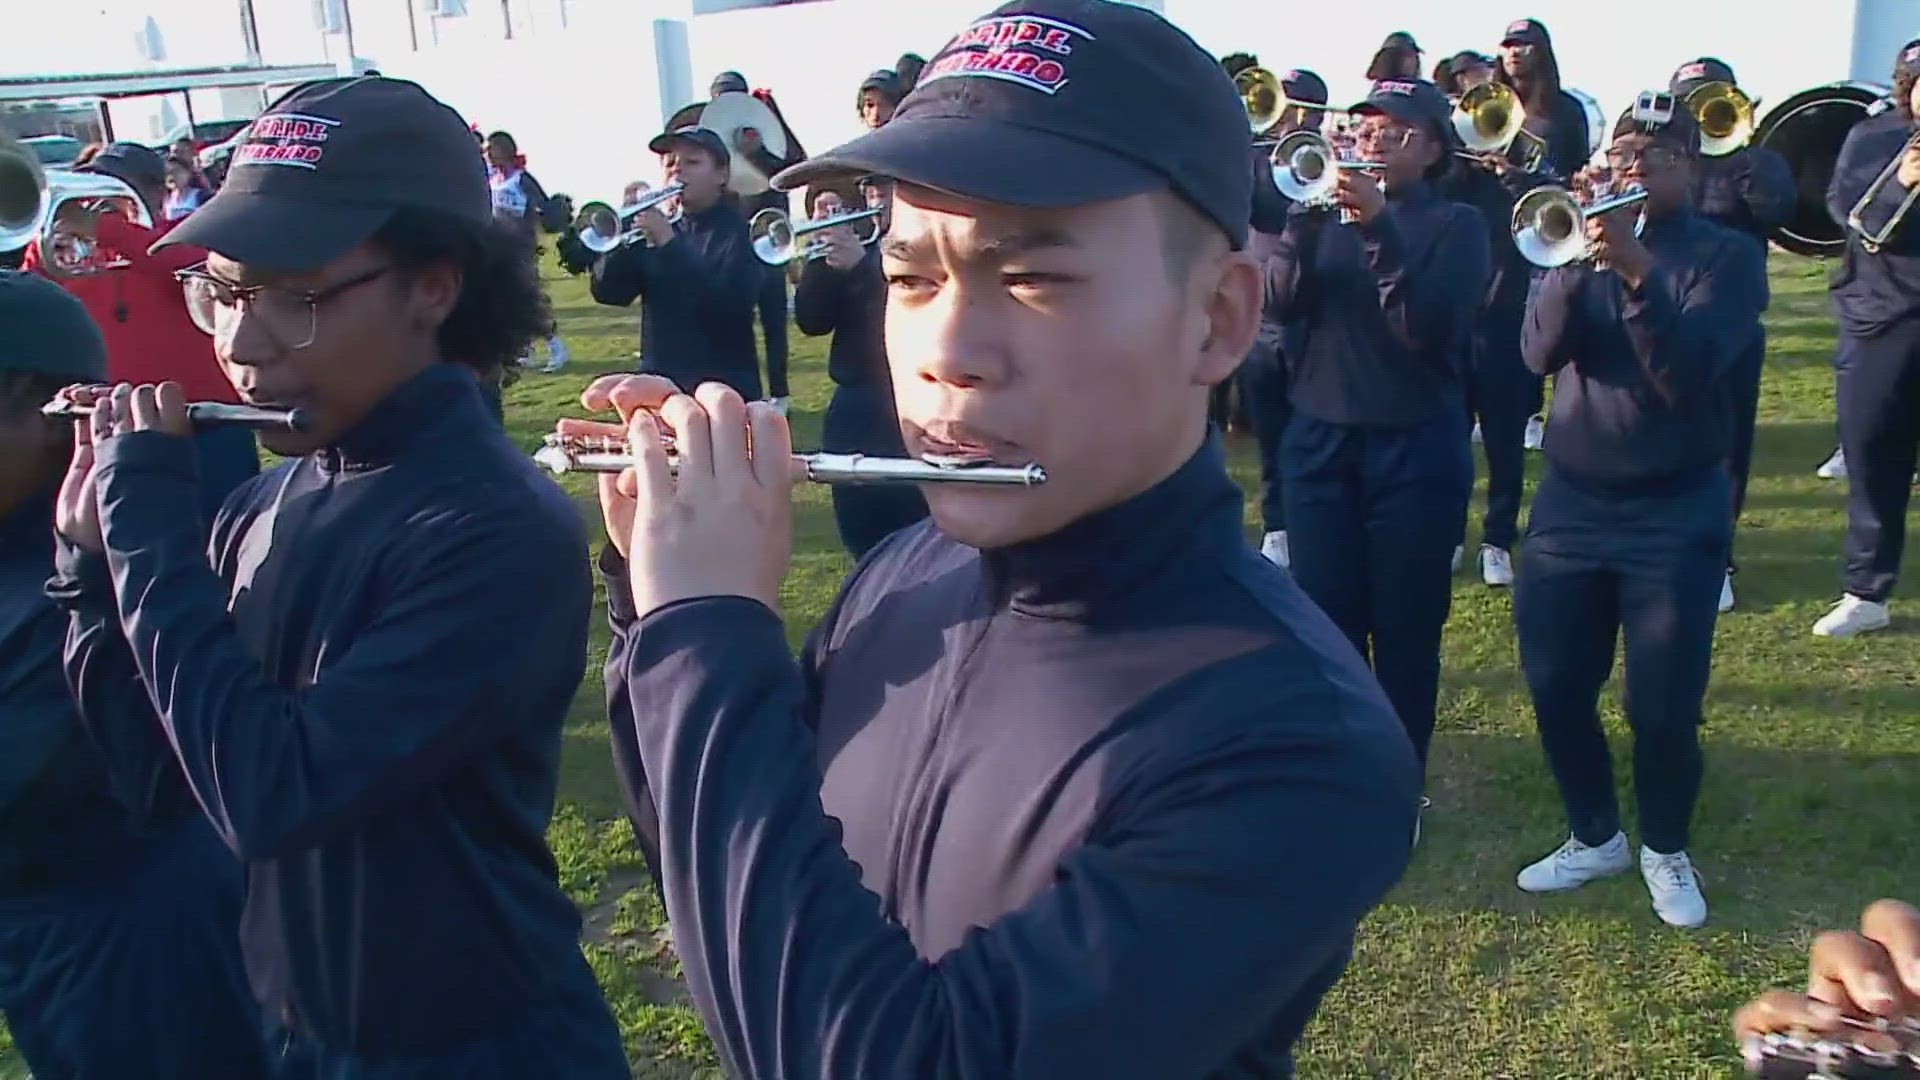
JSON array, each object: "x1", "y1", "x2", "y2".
[
  {"x1": 1267, "y1": 130, "x2": 1384, "y2": 221},
  {"x1": 1684, "y1": 81, "x2": 1756, "y2": 157},
  {"x1": 1236, "y1": 66, "x2": 1336, "y2": 137},
  {"x1": 1845, "y1": 129, "x2": 1920, "y2": 254},
  {"x1": 1511, "y1": 184, "x2": 1650, "y2": 268},
  {"x1": 1451, "y1": 82, "x2": 1549, "y2": 173},
  {"x1": 572, "y1": 182, "x2": 684, "y2": 253},
  {"x1": 749, "y1": 206, "x2": 882, "y2": 267}
]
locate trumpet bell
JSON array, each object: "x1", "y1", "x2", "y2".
[
  {"x1": 1453, "y1": 82, "x2": 1525, "y2": 154},
  {"x1": 1271, "y1": 130, "x2": 1338, "y2": 204},
  {"x1": 1687, "y1": 82, "x2": 1755, "y2": 157},
  {"x1": 0, "y1": 131, "x2": 49, "y2": 253},
  {"x1": 1237, "y1": 66, "x2": 1286, "y2": 134},
  {"x1": 750, "y1": 206, "x2": 883, "y2": 267},
  {"x1": 1512, "y1": 187, "x2": 1588, "y2": 268}
]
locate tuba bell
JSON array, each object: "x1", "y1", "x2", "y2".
[{"x1": 1236, "y1": 66, "x2": 1334, "y2": 137}]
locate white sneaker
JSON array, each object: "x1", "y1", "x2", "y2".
[
  {"x1": 1811, "y1": 594, "x2": 1890, "y2": 638},
  {"x1": 1517, "y1": 832, "x2": 1631, "y2": 893},
  {"x1": 1479, "y1": 544, "x2": 1514, "y2": 587},
  {"x1": 1523, "y1": 414, "x2": 1546, "y2": 451},
  {"x1": 1451, "y1": 545, "x2": 1464, "y2": 573},
  {"x1": 1413, "y1": 795, "x2": 1431, "y2": 849},
  {"x1": 1718, "y1": 572, "x2": 1735, "y2": 613},
  {"x1": 1816, "y1": 447, "x2": 1847, "y2": 479},
  {"x1": 1640, "y1": 847, "x2": 1707, "y2": 928},
  {"x1": 540, "y1": 336, "x2": 571, "y2": 373},
  {"x1": 1470, "y1": 422, "x2": 1483, "y2": 445},
  {"x1": 1259, "y1": 530, "x2": 1290, "y2": 569}
]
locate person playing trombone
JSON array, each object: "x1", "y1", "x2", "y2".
[
  {"x1": 1266, "y1": 78, "x2": 1490, "y2": 818},
  {"x1": 1670, "y1": 58, "x2": 1797, "y2": 613},
  {"x1": 1810, "y1": 40, "x2": 1920, "y2": 639},
  {"x1": 1513, "y1": 98, "x2": 1764, "y2": 928}
]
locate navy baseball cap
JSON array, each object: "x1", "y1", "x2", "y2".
[
  {"x1": 1670, "y1": 58, "x2": 1736, "y2": 98},
  {"x1": 81, "y1": 141, "x2": 166, "y2": 192},
  {"x1": 1895, "y1": 39, "x2": 1920, "y2": 79},
  {"x1": 154, "y1": 76, "x2": 489, "y2": 271},
  {"x1": 711, "y1": 71, "x2": 750, "y2": 95},
  {"x1": 1353, "y1": 79, "x2": 1454, "y2": 150},
  {"x1": 1611, "y1": 91, "x2": 1701, "y2": 153},
  {"x1": 771, "y1": 0, "x2": 1251, "y2": 248},
  {"x1": 0, "y1": 270, "x2": 107, "y2": 382},
  {"x1": 648, "y1": 125, "x2": 731, "y2": 168},
  {"x1": 1282, "y1": 68, "x2": 1328, "y2": 107},
  {"x1": 1380, "y1": 31, "x2": 1422, "y2": 54},
  {"x1": 1501, "y1": 18, "x2": 1551, "y2": 47},
  {"x1": 860, "y1": 69, "x2": 900, "y2": 94}
]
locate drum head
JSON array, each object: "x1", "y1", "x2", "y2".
[{"x1": 1756, "y1": 81, "x2": 1890, "y2": 258}]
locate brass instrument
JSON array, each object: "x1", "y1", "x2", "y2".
[
  {"x1": 1451, "y1": 82, "x2": 1548, "y2": 173},
  {"x1": 41, "y1": 390, "x2": 311, "y2": 432},
  {"x1": 0, "y1": 134, "x2": 152, "y2": 275},
  {"x1": 1268, "y1": 129, "x2": 1384, "y2": 222},
  {"x1": 0, "y1": 130, "x2": 48, "y2": 252},
  {"x1": 749, "y1": 206, "x2": 882, "y2": 267},
  {"x1": 1846, "y1": 128, "x2": 1920, "y2": 254},
  {"x1": 533, "y1": 433, "x2": 1047, "y2": 486},
  {"x1": 1511, "y1": 184, "x2": 1650, "y2": 268},
  {"x1": 1236, "y1": 66, "x2": 1334, "y2": 136},
  {"x1": 572, "y1": 183, "x2": 685, "y2": 253},
  {"x1": 1685, "y1": 81, "x2": 1756, "y2": 157}
]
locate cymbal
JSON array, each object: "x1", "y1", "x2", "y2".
[{"x1": 698, "y1": 91, "x2": 787, "y2": 196}]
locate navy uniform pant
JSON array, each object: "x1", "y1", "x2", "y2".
[
  {"x1": 0, "y1": 817, "x2": 266, "y2": 1079},
  {"x1": 757, "y1": 262, "x2": 789, "y2": 397},
  {"x1": 263, "y1": 950, "x2": 627, "y2": 1078},
  {"x1": 1723, "y1": 326, "x2": 1765, "y2": 571},
  {"x1": 822, "y1": 383, "x2": 928, "y2": 558},
  {"x1": 1462, "y1": 308, "x2": 1536, "y2": 552},
  {"x1": 194, "y1": 424, "x2": 262, "y2": 525},
  {"x1": 1835, "y1": 318, "x2": 1920, "y2": 602},
  {"x1": 1282, "y1": 407, "x2": 1471, "y2": 767},
  {"x1": 1236, "y1": 338, "x2": 1290, "y2": 534},
  {"x1": 1514, "y1": 467, "x2": 1728, "y2": 854}
]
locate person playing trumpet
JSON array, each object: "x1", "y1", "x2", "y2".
[
  {"x1": 1669, "y1": 58, "x2": 1796, "y2": 612},
  {"x1": 1811, "y1": 40, "x2": 1920, "y2": 639},
  {"x1": 577, "y1": 126, "x2": 766, "y2": 401},
  {"x1": 1266, "y1": 78, "x2": 1490, "y2": 815},
  {"x1": 793, "y1": 179, "x2": 928, "y2": 557},
  {"x1": 1513, "y1": 99, "x2": 1765, "y2": 928}
]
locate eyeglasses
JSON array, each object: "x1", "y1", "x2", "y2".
[
  {"x1": 1604, "y1": 145, "x2": 1682, "y2": 170},
  {"x1": 174, "y1": 263, "x2": 392, "y2": 351},
  {"x1": 1355, "y1": 123, "x2": 1417, "y2": 150}
]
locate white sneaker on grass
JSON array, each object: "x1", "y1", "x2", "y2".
[
  {"x1": 1523, "y1": 414, "x2": 1546, "y2": 451},
  {"x1": 1816, "y1": 447, "x2": 1847, "y2": 479},
  {"x1": 1259, "y1": 530, "x2": 1289, "y2": 569},
  {"x1": 1812, "y1": 594, "x2": 1890, "y2": 638},
  {"x1": 1640, "y1": 847, "x2": 1707, "y2": 928},
  {"x1": 1517, "y1": 832, "x2": 1630, "y2": 893},
  {"x1": 1479, "y1": 544, "x2": 1514, "y2": 587},
  {"x1": 1718, "y1": 571, "x2": 1735, "y2": 614}
]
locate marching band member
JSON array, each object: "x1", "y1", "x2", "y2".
[
  {"x1": 793, "y1": 180, "x2": 927, "y2": 557},
  {"x1": 47, "y1": 77, "x2": 628, "y2": 1074},
  {"x1": 857, "y1": 68, "x2": 905, "y2": 130},
  {"x1": 1366, "y1": 31, "x2": 1424, "y2": 82},
  {"x1": 1439, "y1": 50, "x2": 1497, "y2": 96},
  {"x1": 1810, "y1": 40, "x2": 1920, "y2": 639},
  {"x1": 1245, "y1": 65, "x2": 1329, "y2": 568},
  {"x1": 0, "y1": 272, "x2": 264, "y2": 1078},
  {"x1": 485, "y1": 130, "x2": 571, "y2": 373},
  {"x1": 895, "y1": 52, "x2": 927, "y2": 91},
  {"x1": 1266, "y1": 78, "x2": 1490, "y2": 791},
  {"x1": 588, "y1": 2, "x2": 1418, "y2": 1074},
  {"x1": 1493, "y1": 20, "x2": 1591, "y2": 184},
  {"x1": 1440, "y1": 78, "x2": 1556, "y2": 588},
  {"x1": 1513, "y1": 100, "x2": 1764, "y2": 928},
  {"x1": 712, "y1": 71, "x2": 808, "y2": 412},
  {"x1": 21, "y1": 142, "x2": 259, "y2": 526},
  {"x1": 1670, "y1": 58, "x2": 1797, "y2": 611},
  {"x1": 580, "y1": 126, "x2": 767, "y2": 400}
]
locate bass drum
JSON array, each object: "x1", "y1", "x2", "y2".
[
  {"x1": 1566, "y1": 87, "x2": 1608, "y2": 161},
  {"x1": 1755, "y1": 81, "x2": 1891, "y2": 258}
]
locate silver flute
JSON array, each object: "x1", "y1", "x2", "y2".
[
  {"x1": 42, "y1": 391, "x2": 311, "y2": 433},
  {"x1": 534, "y1": 433, "x2": 1046, "y2": 486}
]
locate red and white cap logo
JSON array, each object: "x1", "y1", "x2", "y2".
[
  {"x1": 922, "y1": 14, "x2": 1095, "y2": 97},
  {"x1": 233, "y1": 112, "x2": 339, "y2": 171}
]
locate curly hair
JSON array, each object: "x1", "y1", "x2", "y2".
[
  {"x1": 370, "y1": 211, "x2": 553, "y2": 389},
  {"x1": 1896, "y1": 68, "x2": 1918, "y2": 119},
  {"x1": 1220, "y1": 52, "x2": 1260, "y2": 78}
]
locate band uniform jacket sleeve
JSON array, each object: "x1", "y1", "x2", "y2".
[
  {"x1": 792, "y1": 256, "x2": 859, "y2": 337},
  {"x1": 606, "y1": 588, "x2": 1414, "y2": 1080},
  {"x1": 1360, "y1": 202, "x2": 1492, "y2": 367},
  {"x1": 1737, "y1": 147, "x2": 1797, "y2": 235},
  {"x1": 1262, "y1": 206, "x2": 1321, "y2": 326},
  {"x1": 1618, "y1": 230, "x2": 1765, "y2": 407},
  {"x1": 1827, "y1": 121, "x2": 1914, "y2": 238},
  {"x1": 79, "y1": 429, "x2": 589, "y2": 861},
  {"x1": 1521, "y1": 267, "x2": 1586, "y2": 377}
]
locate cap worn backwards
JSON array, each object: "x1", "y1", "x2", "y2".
[
  {"x1": 771, "y1": 0, "x2": 1252, "y2": 249},
  {"x1": 1670, "y1": 57, "x2": 1736, "y2": 97},
  {"x1": 153, "y1": 76, "x2": 490, "y2": 272},
  {"x1": 0, "y1": 270, "x2": 108, "y2": 382}
]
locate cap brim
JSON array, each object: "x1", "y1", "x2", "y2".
[
  {"x1": 772, "y1": 116, "x2": 1163, "y2": 208},
  {"x1": 152, "y1": 190, "x2": 392, "y2": 271}
]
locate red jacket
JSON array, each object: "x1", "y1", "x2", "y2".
[{"x1": 22, "y1": 214, "x2": 238, "y2": 403}]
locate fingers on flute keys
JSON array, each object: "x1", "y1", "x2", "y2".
[{"x1": 578, "y1": 373, "x2": 680, "y2": 420}]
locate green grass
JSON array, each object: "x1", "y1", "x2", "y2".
[{"x1": 4, "y1": 253, "x2": 1916, "y2": 1079}]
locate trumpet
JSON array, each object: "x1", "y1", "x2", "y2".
[
  {"x1": 1267, "y1": 130, "x2": 1384, "y2": 221},
  {"x1": 1451, "y1": 82, "x2": 1548, "y2": 173},
  {"x1": 1685, "y1": 81, "x2": 1756, "y2": 157},
  {"x1": 41, "y1": 389, "x2": 312, "y2": 432},
  {"x1": 572, "y1": 183, "x2": 685, "y2": 254},
  {"x1": 1846, "y1": 129, "x2": 1920, "y2": 254},
  {"x1": 1236, "y1": 66, "x2": 1335, "y2": 136},
  {"x1": 749, "y1": 206, "x2": 882, "y2": 267},
  {"x1": 1511, "y1": 184, "x2": 1649, "y2": 268},
  {"x1": 533, "y1": 432, "x2": 1047, "y2": 486}
]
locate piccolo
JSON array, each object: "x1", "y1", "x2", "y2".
[
  {"x1": 533, "y1": 433, "x2": 1046, "y2": 486},
  {"x1": 42, "y1": 392, "x2": 311, "y2": 433},
  {"x1": 1743, "y1": 1014, "x2": 1920, "y2": 1078}
]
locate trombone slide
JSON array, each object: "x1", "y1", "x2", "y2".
[
  {"x1": 533, "y1": 433, "x2": 1046, "y2": 486},
  {"x1": 1846, "y1": 130, "x2": 1920, "y2": 254}
]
